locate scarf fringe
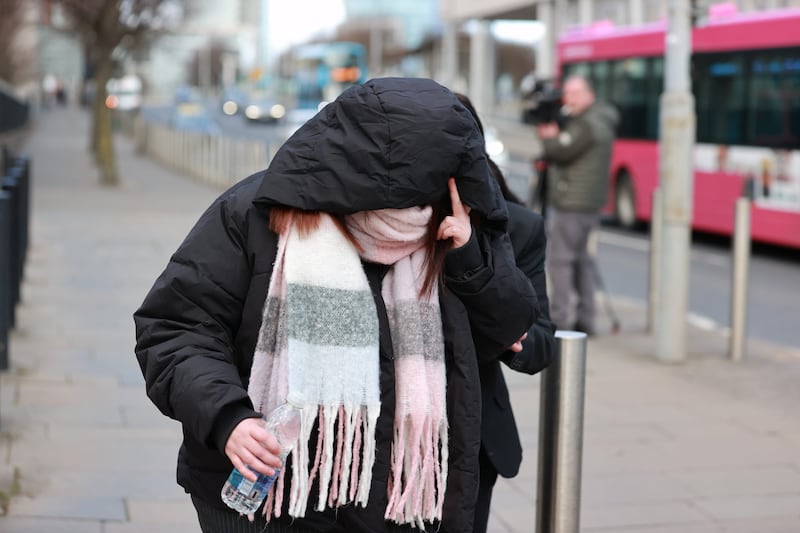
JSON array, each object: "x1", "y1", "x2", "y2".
[
  {"x1": 267, "y1": 403, "x2": 379, "y2": 519},
  {"x1": 384, "y1": 414, "x2": 448, "y2": 527}
]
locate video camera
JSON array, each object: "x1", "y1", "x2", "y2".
[{"x1": 520, "y1": 79, "x2": 564, "y2": 126}]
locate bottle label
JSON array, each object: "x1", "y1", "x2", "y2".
[
  {"x1": 231, "y1": 469, "x2": 256, "y2": 495},
  {"x1": 225, "y1": 467, "x2": 279, "y2": 502}
]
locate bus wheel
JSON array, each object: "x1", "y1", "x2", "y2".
[{"x1": 615, "y1": 173, "x2": 637, "y2": 229}]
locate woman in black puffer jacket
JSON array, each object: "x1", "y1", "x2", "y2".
[{"x1": 134, "y1": 78, "x2": 540, "y2": 533}]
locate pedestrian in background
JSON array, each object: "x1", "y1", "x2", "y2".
[
  {"x1": 134, "y1": 77, "x2": 537, "y2": 533},
  {"x1": 536, "y1": 75, "x2": 618, "y2": 335},
  {"x1": 456, "y1": 93, "x2": 556, "y2": 533}
]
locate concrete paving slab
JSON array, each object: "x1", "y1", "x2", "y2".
[
  {"x1": 693, "y1": 493, "x2": 800, "y2": 521},
  {"x1": 0, "y1": 517, "x2": 103, "y2": 533},
  {"x1": 581, "y1": 472, "x2": 697, "y2": 506},
  {"x1": 669, "y1": 464, "x2": 800, "y2": 499},
  {"x1": 126, "y1": 498, "x2": 198, "y2": 524},
  {"x1": 8, "y1": 492, "x2": 126, "y2": 521},
  {"x1": 580, "y1": 500, "x2": 710, "y2": 530}
]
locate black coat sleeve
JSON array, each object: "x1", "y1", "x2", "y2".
[
  {"x1": 443, "y1": 227, "x2": 537, "y2": 362},
  {"x1": 501, "y1": 206, "x2": 556, "y2": 374},
  {"x1": 133, "y1": 194, "x2": 262, "y2": 452}
]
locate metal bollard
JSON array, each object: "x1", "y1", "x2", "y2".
[
  {"x1": 0, "y1": 190, "x2": 11, "y2": 370},
  {"x1": 729, "y1": 197, "x2": 751, "y2": 361},
  {"x1": 536, "y1": 330, "x2": 588, "y2": 533}
]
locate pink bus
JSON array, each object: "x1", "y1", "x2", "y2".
[{"x1": 556, "y1": 5, "x2": 800, "y2": 248}]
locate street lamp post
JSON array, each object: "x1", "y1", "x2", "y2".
[{"x1": 655, "y1": 0, "x2": 695, "y2": 363}]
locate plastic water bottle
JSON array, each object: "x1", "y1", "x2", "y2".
[{"x1": 221, "y1": 400, "x2": 303, "y2": 514}]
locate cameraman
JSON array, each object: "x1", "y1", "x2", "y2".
[{"x1": 536, "y1": 75, "x2": 618, "y2": 335}]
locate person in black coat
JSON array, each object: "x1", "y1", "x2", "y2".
[
  {"x1": 455, "y1": 93, "x2": 556, "y2": 533},
  {"x1": 134, "y1": 78, "x2": 541, "y2": 533}
]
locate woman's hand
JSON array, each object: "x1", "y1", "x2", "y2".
[
  {"x1": 437, "y1": 177, "x2": 472, "y2": 248},
  {"x1": 224, "y1": 417, "x2": 283, "y2": 482},
  {"x1": 509, "y1": 332, "x2": 528, "y2": 353}
]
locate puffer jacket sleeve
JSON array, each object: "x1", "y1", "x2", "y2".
[
  {"x1": 133, "y1": 194, "x2": 262, "y2": 452},
  {"x1": 444, "y1": 228, "x2": 537, "y2": 362},
  {"x1": 501, "y1": 209, "x2": 556, "y2": 374}
]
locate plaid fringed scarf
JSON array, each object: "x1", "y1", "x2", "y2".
[{"x1": 247, "y1": 207, "x2": 448, "y2": 529}]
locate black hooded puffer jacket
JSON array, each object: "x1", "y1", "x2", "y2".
[{"x1": 134, "y1": 77, "x2": 539, "y2": 532}]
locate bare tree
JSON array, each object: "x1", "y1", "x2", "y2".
[
  {"x1": 0, "y1": 0, "x2": 30, "y2": 84},
  {"x1": 51, "y1": 0, "x2": 185, "y2": 185}
]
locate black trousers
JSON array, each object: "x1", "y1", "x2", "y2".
[
  {"x1": 192, "y1": 495, "x2": 434, "y2": 533},
  {"x1": 473, "y1": 447, "x2": 499, "y2": 533},
  {"x1": 193, "y1": 495, "x2": 314, "y2": 533}
]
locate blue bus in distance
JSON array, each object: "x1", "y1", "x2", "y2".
[{"x1": 289, "y1": 41, "x2": 368, "y2": 111}]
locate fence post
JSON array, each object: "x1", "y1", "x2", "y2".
[
  {"x1": 536, "y1": 330, "x2": 588, "y2": 533},
  {"x1": 1, "y1": 171, "x2": 20, "y2": 325},
  {"x1": 11, "y1": 157, "x2": 30, "y2": 268},
  {"x1": 0, "y1": 190, "x2": 11, "y2": 370},
  {"x1": 729, "y1": 197, "x2": 751, "y2": 361}
]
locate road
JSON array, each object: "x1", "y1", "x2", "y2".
[{"x1": 594, "y1": 226, "x2": 800, "y2": 349}]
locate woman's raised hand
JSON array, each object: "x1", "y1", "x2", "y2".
[{"x1": 437, "y1": 177, "x2": 472, "y2": 248}]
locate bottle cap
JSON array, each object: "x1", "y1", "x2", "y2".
[{"x1": 285, "y1": 391, "x2": 305, "y2": 409}]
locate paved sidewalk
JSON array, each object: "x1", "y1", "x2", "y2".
[{"x1": 1, "y1": 108, "x2": 799, "y2": 532}]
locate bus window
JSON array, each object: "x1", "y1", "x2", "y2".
[
  {"x1": 611, "y1": 58, "x2": 648, "y2": 139},
  {"x1": 747, "y1": 49, "x2": 800, "y2": 149},
  {"x1": 563, "y1": 62, "x2": 591, "y2": 83},
  {"x1": 695, "y1": 53, "x2": 747, "y2": 145},
  {"x1": 645, "y1": 57, "x2": 663, "y2": 140},
  {"x1": 591, "y1": 61, "x2": 611, "y2": 103}
]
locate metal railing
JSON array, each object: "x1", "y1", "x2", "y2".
[{"x1": 133, "y1": 115, "x2": 277, "y2": 190}]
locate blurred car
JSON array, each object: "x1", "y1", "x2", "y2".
[
  {"x1": 173, "y1": 85, "x2": 203, "y2": 105},
  {"x1": 171, "y1": 102, "x2": 221, "y2": 135},
  {"x1": 220, "y1": 86, "x2": 248, "y2": 116},
  {"x1": 243, "y1": 91, "x2": 287, "y2": 124},
  {"x1": 484, "y1": 126, "x2": 508, "y2": 172}
]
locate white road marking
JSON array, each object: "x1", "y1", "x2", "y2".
[
  {"x1": 597, "y1": 231, "x2": 650, "y2": 252},
  {"x1": 598, "y1": 231, "x2": 730, "y2": 268}
]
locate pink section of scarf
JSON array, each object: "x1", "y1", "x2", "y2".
[{"x1": 345, "y1": 206, "x2": 432, "y2": 265}]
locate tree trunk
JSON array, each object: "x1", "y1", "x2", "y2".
[
  {"x1": 92, "y1": 57, "x2": 119, "y2": 186},
  {"x1": 90, "y1": 80, "x2": 101, "y2": 155}
]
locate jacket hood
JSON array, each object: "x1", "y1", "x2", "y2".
[{"x1": 254, "y1": 77, "x2": 507, "y2": 225}]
